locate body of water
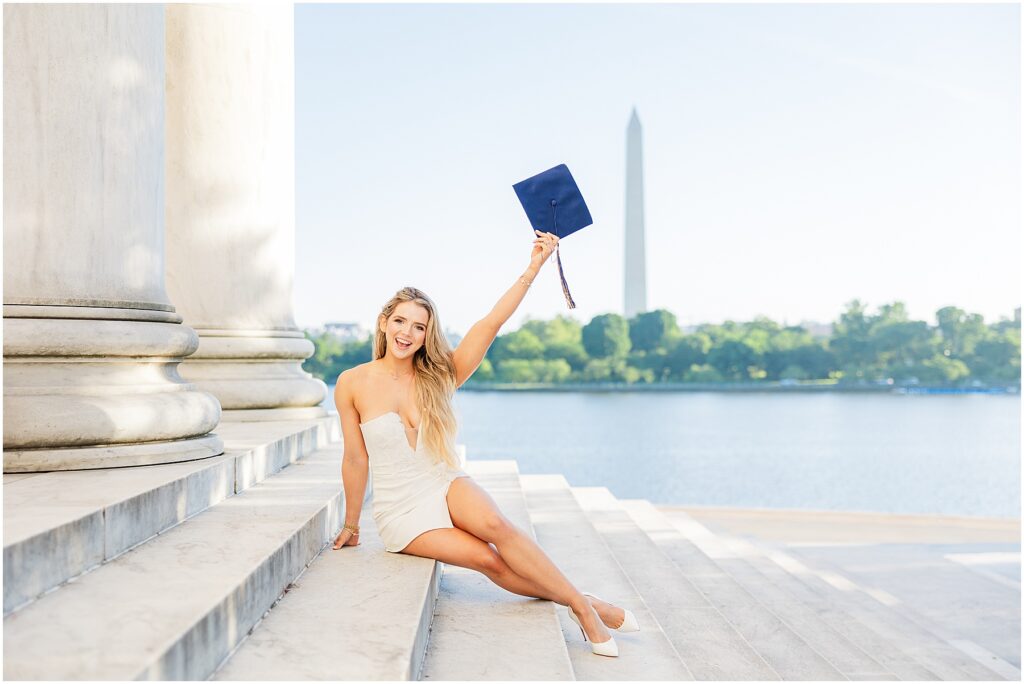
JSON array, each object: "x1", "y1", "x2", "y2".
[{"x1": 324, "y1": 387, "x2": 1020, "y2": 519}]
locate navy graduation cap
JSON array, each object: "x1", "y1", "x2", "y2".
[{"x1": 513, "y1": 164, "x2": 592, "y2": 309}]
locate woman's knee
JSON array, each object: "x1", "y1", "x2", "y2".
[
  {"x1": 474, "y1": 545, "x2": 509, "y2": 577},
  {"x1": 478, "y1": 513, "x2": 518, "y2": 543}
]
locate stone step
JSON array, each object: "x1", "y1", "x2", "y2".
[
  {"x1": 213, "y1": 507, "x2": 440, "y2": 680},
  {"x1": 519, "y1": 474, "x2": 694, "y2": 681},
  {"x1": 3, "y1": 416, "x2": 341, "y2": 616},
  {"x1": 617, "y1": 498, "x2": 850, "y2": 681},
  {"x1": 721, "y1": 528, "x2": 1013, "y2": 681},
  {"x1": 622, "y1": 499, "x2": 903, "y2": 680},
  {"x1": 420, "y1": 460, "x2": 574, "y2": 680},
  {"x1": 569, "y1": 487, "x2": 782, "y2": 680},
  {"x1": 634, "y1": 499, "x2": 917, "y2": 679},
  {"x1": 629, "y1": 501, "x2": 941, "y2": 682},
  {"x1": 3, "y1": 443, "x2": 347, "y2": 680},
  {"x1": 653, "y1": 504, "x2": 1009, "y2": 681}
]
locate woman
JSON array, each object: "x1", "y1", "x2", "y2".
[{"x1": 330, "y1": 229, "x2": 638, "y2": 657}]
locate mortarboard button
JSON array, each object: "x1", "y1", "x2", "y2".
[{"x1": 513, "y1": 164, "x2": 593, "y2": 309}]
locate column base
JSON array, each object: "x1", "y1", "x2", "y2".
[
  {"x1": 3, "y1": 434, "x2": 224, "y2": 472},
  {"x1": 219, "y1": 406, "x2": 329, "y2": 422}
]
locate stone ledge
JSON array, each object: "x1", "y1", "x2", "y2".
[
  {"x1": 3, "y1": 416, "x2": 340, "y2": 616},
  {"x1": 3, "y1": 447, "x2": 347, "y2": 680}
]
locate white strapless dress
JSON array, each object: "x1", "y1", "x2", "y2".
[{"x1": 358, "y1": 411, "x2": 469, "y2": 553}]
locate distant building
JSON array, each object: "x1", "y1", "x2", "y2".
[
  {"x1": 319, "y1": 322, "x2": 369, "y2": 342},
  {"x1": 444, "y1": 329, "x2": 463, "y2": 349},
  {"x1": 798, "y1": 320, "x2": 833, "y2": 338}
]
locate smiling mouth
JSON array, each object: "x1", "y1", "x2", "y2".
[{"x1": 396, "y1": 339, "x2": 412, "y2": 349}]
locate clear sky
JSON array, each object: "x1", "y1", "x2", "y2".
[{"x1": 294, "y1": 2, "x2": 1020, "y2": 337}]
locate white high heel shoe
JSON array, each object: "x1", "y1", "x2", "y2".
[
  {"x1": 583, "y1": 592, "x2": 640, "y2": 633},
  {"x1": 567, "y1": 606, "x2": 619, "y2": 657}
]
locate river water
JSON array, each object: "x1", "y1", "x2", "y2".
[{"x1": 324, "y1": 387, "x2": 1020, "y2": 518}]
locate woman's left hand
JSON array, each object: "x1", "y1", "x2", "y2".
[{"x1": 531, "y1": 230, "x2": 559, "y2": 268}]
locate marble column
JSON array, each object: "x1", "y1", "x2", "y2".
[
  {"x1": 3, "y1": 4, "x2": 223, "y2": 472},
  {"x1": 165, "y1": 4, "x2": 327, "y2": 421}
]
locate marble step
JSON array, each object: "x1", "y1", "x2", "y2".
[
  {"x1": 627, "y1": 501, "x2": 938, "y2": 681},
  {"x1": 3, "y1": 444, "x2": 347, "y2": 680},
  {"x1": 649, "y1": 504, "x2": 1007, "y2": 681},
  {"x1": 724, "y1": 529, "x2": 1014, "y2": 681},
  {"x1": 213, "y1": 506, "x2": 441, "y2": 681},
  {"x1": 617, "y1": 499, "x2": 850, "y2": 681},
  {"x1": 519, "y1": 474, "x2": 694, "y2": 681},
  {"x1": 420, "y1": 460, "x2": 575, "y2": 680},
  {"x1": 569, "y1": 486, "x2": 783, "y2": 680},
  {"x1": 3, "y1": 416, "x2": 341, "y2": 616},
  {"x1": 614, "y1": 498, "x2": 897, "y2": 680}
]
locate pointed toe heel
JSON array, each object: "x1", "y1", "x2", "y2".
[
  {"x1": 568, "y1": 607, "x2": 619, "y2": 657},
  {"x1": 583, "y1": 592, "x2": 641, "y2": 633}
]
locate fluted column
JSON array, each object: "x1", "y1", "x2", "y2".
[
  {"x1": 164, "y1": 4, "x2": 327, "y2": 422},
  {"x1": 3, "y1": 4, "x2": 223, "y2": 471}
]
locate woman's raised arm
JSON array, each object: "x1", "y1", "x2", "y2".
[{"x1": 452, "y1": 230, "x2": 559, "y2": 387}]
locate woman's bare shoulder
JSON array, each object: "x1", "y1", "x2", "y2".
[
  {"x1": 338, "y1": 361, "x2": 373, "y2": 386},
  {"x1": 337, "y1": 361, "x2": 381, "y2": 402}
]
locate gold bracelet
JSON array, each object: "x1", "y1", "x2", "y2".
[
  {"x1": 519, "y1": 276, "x2": 533, "y2": 287},
  {"x1": 343, "y1": 523, "x2": 360, "y2": 534}
]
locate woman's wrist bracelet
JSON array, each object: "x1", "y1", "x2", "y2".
[{"x1": 518, "y1": 275, "x2": 533, "y2": 287}]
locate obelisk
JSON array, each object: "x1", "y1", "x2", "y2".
[{"x1": 624, "y1": 108, "x2": 648, "y2": 319}]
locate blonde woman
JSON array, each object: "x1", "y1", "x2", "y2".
[{"x1": 330, "y1": 229, "x2": 638, "y2": 657}]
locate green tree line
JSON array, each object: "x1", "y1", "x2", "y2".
[{"x1": 303, "y1": 301, "x2": 1021, "y2": 387}]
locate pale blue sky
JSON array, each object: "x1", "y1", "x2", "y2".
[{"x1": 295, "y1": 2, "x2": 1020, "y2": 337}]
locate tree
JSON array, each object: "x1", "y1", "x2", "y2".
[
  {"x1": 580, "y1": 357, "x2": 650, "y2": 383},
  {"x1": 935, "y1": 306, "x2": 987, "y2": 358},
  {"x1": 762, "y1": 326, "x2": 814, "y2": 379},
  {"x1": 970, "y1": 329, "x2": 1021, "y2": 383},
  {"x1": 628, "y1": 309, "x2": 679, "y2": 353},
  {"x1": 628, "y1": 349, "x2": 671, "y2": 382},
  {"x1": 582, "y1": 314, "x2": 631, "y2": 358},
  {"x1": 667, "y1": 334, "x2": 711, "y2": 379},
  {"x1": 870, "y1": 319, "x2": 938, "y2": 379},
  {"x1": 489, "y1": 329, "x2": 544, "y2": 361},
  {"x1": 829, "y1": 300, "x2": 875, "y2": 377},
  {"x1": 521, "y1": 315, "x2": 590, "y2": 371},
  {"x1": 302, "y1": 332, "x2": 372, "y2": 382},
  {"x1": 707, "y1": 339, "x2": 759, "y2": 380},
  {"x1": 914, "y1": 355, "x2": 970, "y2": 384},
  {"x1": 470, "y1": 358, "x2": 495, "y2": 382}
]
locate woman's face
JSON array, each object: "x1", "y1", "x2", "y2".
[{"x1": 382, "y1": 302, "x2": 429, "y2": 357}]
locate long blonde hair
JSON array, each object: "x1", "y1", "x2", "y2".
[{"x1": 374, "y1": 287, "x2": 459, "y2": 468}]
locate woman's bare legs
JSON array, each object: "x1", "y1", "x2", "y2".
[
  {"x1": 402, "y1": 526, "x2": 561, "y2": 602},
  {"x1": 401, "y1": 523, "x2": 623, "y2": 624},
  {"x1": 402, "y1": 522, "x2": 613, "y2": 645},
  {"x1": 443, "y1": 476, "x2": 617, "y2": 643}
]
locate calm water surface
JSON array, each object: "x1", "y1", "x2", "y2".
[{"x1": 325, "y1": 387, "x2": 1020, "y2": 518}]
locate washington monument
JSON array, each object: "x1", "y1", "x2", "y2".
[{"x1": 624, "y1": 108, "x2": 648, "y2": 319}]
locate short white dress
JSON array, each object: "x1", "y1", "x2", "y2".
[{"x1": 359, "y1": 411, "x2": 469, "y2": 553}]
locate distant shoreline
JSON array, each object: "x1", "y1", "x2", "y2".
[{"x1": 459, "y1": 381, "x2": 1021, "y2": 394}]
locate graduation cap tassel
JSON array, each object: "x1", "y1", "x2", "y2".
[
  {"x1": 555, "y1": 245, "x2": 576, "y2": 309},
  {"x1": 550, "y1": 202, "x2": 576, "y2": 309}
]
